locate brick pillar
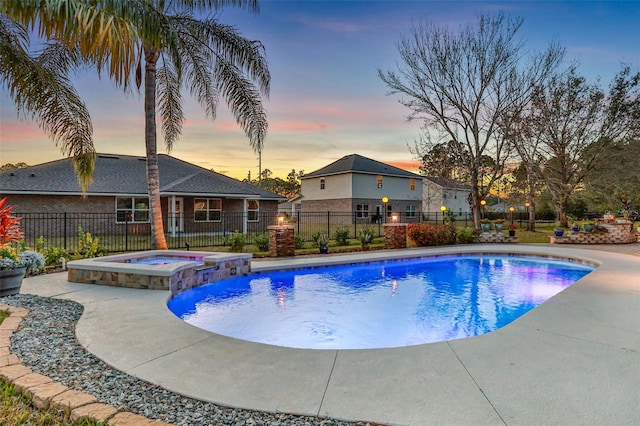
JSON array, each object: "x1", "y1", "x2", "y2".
[
  {"x1": 268, "y1": 225, "x2": 295, "y2": 257},
  {"x1": 383, "y1": 223, "x2": 407, "y2": 249}
]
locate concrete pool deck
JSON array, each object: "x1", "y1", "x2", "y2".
[{"x1": 20, "y1": 244, "x2": 640, "y2": 425}]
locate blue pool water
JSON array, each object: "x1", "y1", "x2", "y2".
[
  {"x1": 124, "y1": 256, "x2": 203, "y2": 266},
  {"x1": 167, "y1": 255, "x2": 595, "y2": 349}
]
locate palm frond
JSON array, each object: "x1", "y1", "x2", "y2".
[
  {"x1": 0, "y1": 14, "x2": 95, "y2": 190},
  {"x1": 156, "y1": 60, "x2": 185, "y2": 152}
]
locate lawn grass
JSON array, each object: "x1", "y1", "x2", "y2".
[{"x1": 0, "y1": 311, "x2": 107, "y2": 426}]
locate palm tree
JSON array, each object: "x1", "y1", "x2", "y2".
[
  {"x1": 0, "y1": 13, "x2": 95, "y2": 190},
  {"x1": 4, "y1": 1, "x2": 270, "y2": 249}
]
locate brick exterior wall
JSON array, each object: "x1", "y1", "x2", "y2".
[{"x1": 1, "y1": 194, "x2": 279, "y2": 239}]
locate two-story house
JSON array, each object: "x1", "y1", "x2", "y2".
[
  {"x1": 299, "y1": 154, "x2": 423, "y2": 223},
  {"x1": 422, "y1": 177, "x2": 472, "y2": 216}
]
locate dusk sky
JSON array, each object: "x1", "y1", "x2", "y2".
[{"x1": 1, "y1": 1, "x2": 638, "y2": 180}]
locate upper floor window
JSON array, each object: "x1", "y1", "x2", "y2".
[
  {"x1": 320, "y1": 178, "x2": 325, "y2": 190},
  {"x1": 194, "y1": 198, "x2": 221, "y2": 222},
  {"x1": 116, "y1": 197, "x2": 149, "y2": 223},
  {"x1": 410, "y1": 178, "x2": 416, "y2": 191},
  {"x1": 247, "y1": 199, "x2": 259, "y2": 222},
  {"x1": 377, "y1": 175, "x2": 383, "y2": 188}
]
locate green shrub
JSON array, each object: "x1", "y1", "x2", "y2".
[
  {"x1": 226, "y1": 231, "x2": 246, "y2": 252},
  {"x1": 253, "y1": 233, "x2": 270, "y2": 251},
  {"x1": 358, "y1": 227, "x2": 375, "y2": 245},
  {"x1": 294, "y1": 233, "x2": 305, "y2": 249},
  {"x1": 73, "y1": 227, "x2": 109, "y2": 259},
  {"x1": 407, "y1": 223, "x2": 457, "y2": 246},
  {"x1": 333, "y1": 227, "x2": 349, "y2": 246},
  {"x1": 312, "y1": 232, "x2": 329, "y2": 248},
  {"x1": 456, "y1": 227, "x2": 477, "y2": 244},
  {"x1": 35, "y1": 236, "x2": 70, "y2": 267}
]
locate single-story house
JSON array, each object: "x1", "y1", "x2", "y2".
[
  {"x1": 0, "y1": 153, "x2": 285, "y2": 238},
  {"x1": 299, "y1": 154, "x2": 423, "y2": 223},
  {"x1": 422, "y1": 176, "x2": 472, "y2": 216}
]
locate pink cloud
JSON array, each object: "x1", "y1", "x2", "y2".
[
  {"x1": 270, "y1": 121, "x2": 329, "y2": 132},
  {"x1": 387, "y1": 159, "x2": 421, "y2": 172},
  {"x1": 0, "y1": 121, "x2": 47, "y2": 142}
]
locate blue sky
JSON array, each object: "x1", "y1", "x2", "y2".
[{"x1": 1, "y1": 1, "x2": 638, "y2": 179}]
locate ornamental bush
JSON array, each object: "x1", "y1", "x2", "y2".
[
  {"x1": 333, "y1": 227, "x2": 350, "y2": 246},
  {"x1": 407, "y1": 223, "x2": 457, "y2": 247}
]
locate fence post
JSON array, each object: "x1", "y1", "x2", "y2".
[
  {"x1": 63, "y1": 212, "x2": 67, "y2": 251},
  {"x1": 125, "y1": 214, "x2": 129, "y2": 251},
  {"x1": 326, "y1": 211, "x2": 330, "y2": 237}
]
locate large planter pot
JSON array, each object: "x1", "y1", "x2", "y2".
[
  {"x1": 0, "y1": 267, "x2": 26, "y2": 297},
  {"x1": 494, "y1": 223, "x2": 504, "y2": 232},
  {"x1": 319, "y1": 247, "x2": 329, "y2": 254},
  {"x1": 582, "y1": 224, "x2": 594, "y2": 233},
  {"x1": 554, "y1": 229, "x2": 564, "y2": 237},
  {"x1": 508, "y1": 230, "x2": 516, "y2": 237},
  {"x1": 480, "y1": 223, "x2": 491, "y2": 232},
  {"x1": 572, "y1": 226, "x2": 580, "y2": 233}
]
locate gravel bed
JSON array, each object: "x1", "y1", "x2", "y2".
[{"x1": 4, "y1": 294, "x2": 376, "y2": 426}]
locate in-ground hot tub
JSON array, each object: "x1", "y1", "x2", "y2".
[{"x1": 67, "y1": 250, "x2": 252, "y2": 293}]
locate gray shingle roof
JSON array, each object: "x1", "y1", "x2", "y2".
[
  {"x1": 0, "y1": 154, "x2": 285, "y2": 200},
  {"x1": 423, "y1": 176, "x2": 472, "y2": 190},
  {"x1": 301, "y1": 154, "x2": 422, "y2": 179}
]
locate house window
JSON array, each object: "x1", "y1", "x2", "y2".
[
  {"x1": 406, "y1": 205, "x2": 416, "y2": 218},
  {"x1": 410, "y1": 178, "x2": 416, "y2": 191},
  {"x1": 116, "y1": 197, "x2": 149, "y2": 223},
  {"x1": 320, "y1": 178, "x2": 325, "y2": 190},
  {"x1": 356, "y1": 204, "x2": 369, "y2": 219},
  {"x1": 377, "y1": 175, "x2": 383, "y2": 188},
  {"x1": 247, "y1": 199, "x2": 259, "y2": 222},
  {"x1": 194, "y1": 198, "x2": 221, "y2": 222}
]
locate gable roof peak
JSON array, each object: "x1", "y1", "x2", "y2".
[{"x1": 302, "y1": 153, "x2": 421, "y2": 179}]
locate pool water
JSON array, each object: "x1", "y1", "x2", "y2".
[
  {"x1": 124, "y1": 256, "x2": 204, "y2": 266},
  {"x1": 167, "y1": 255, "x2": 595, "y2": 349}
]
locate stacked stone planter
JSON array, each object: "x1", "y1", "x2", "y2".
[
  {"x1": 478, "y1": 231, "x2": 518, "y2": 244},
  {"x1": 550, "y1": 222, "x2": 636, "y2": 244}
]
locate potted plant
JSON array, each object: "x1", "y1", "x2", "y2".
[
  {"x1": 312, "y1": 232, "x2": 329, "y2": 254},
  {"x1": 0, "y1": 198, "x2": 45, "y2": 296},
  {"x1": 358, "y1": 227, "x2": 374, "y2": 251},
  {"x1": 493, "y1": 218, "x2": 505, "y2": 232},
  {"x1": 582, "y1": 221, "x2": 595, "y2": 233},
  {"x1": 508, "y1": 224, "x2": 517, "y2": 237},
  {"x1": 480, "y1": 218, "x2": 491, "y2": 232},
  {"x1": 572, "y1": 221, "x2": 581, "y2": 233},
  {"x1": 553, "y1": 227, "x2": 565, "y2": 237}
]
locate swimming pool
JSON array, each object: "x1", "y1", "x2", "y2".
[{"x1": 167, "y1": 254, "x2": 595, "y2": 349}]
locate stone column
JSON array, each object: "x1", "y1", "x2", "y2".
[
  {"x1": 268, "y1": 225, "x2": 295, "y2": 257},
  {"x1": 383, "y1": 223, "x2": 407, "y2": 249}
]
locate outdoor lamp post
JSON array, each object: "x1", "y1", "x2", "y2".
[
  {"x1": 276, "y1": 213, "x2": 285, "y2": 225},
  {"x1": 509, "y1": 206, "x2": 515, "y2": 225},
  {"x1": 391, "y1": 212, "x2": 399, "y2": 223},
  {"x1": 480, "y1": 199, "x2": 486, "y2": 219},
  {"x1": 440, "y1": 205, "x2": 447, "y2": 224},
  {"x1": 524, "y1": 201, "x2": 531, "y2": 231},
  {"x1": 382, "y1": 197, "x2": 389, "y2": 223}
]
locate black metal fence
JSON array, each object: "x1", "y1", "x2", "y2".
[{"x1": 16, "y1": 210, "x2": 528, "y2": 253}]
